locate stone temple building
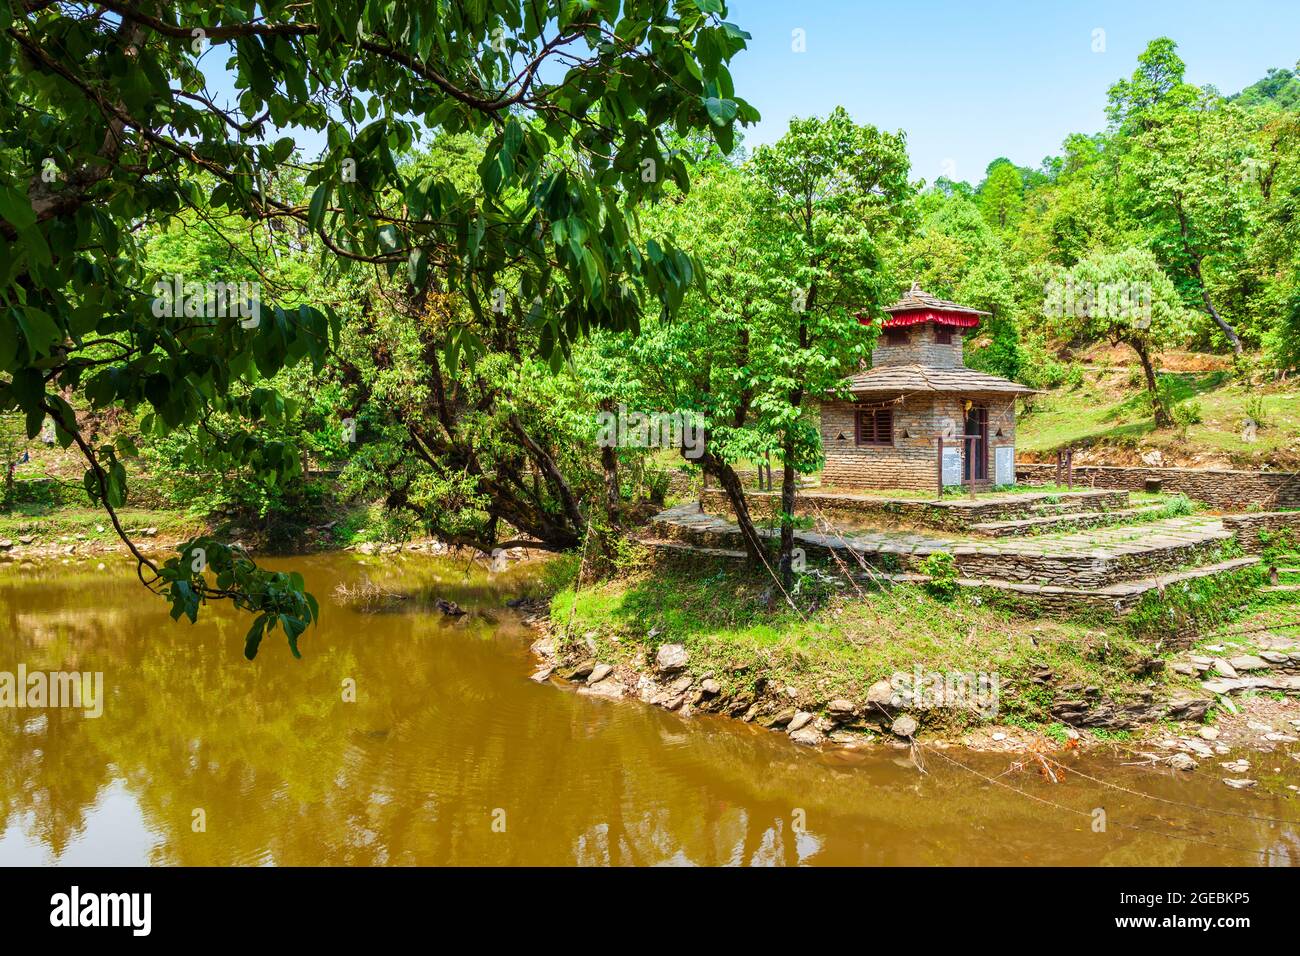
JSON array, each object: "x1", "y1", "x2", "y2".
[{"x1": 820, "y1": 285, "x2": 1037, "y2": 491}]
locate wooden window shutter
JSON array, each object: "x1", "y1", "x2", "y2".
[
  {"x1": 875, "y1": 408, "x2": 893, "y2": 444},
  {"x1": 856, "y1": 407, "x2": 894, "y2": 446}
]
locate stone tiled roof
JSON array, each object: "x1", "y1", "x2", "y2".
[
  {"x1": 844, "y1": 364, "x2": 1038, "y2": 395},
  {"x1": 883, "y1": 283, "x2": 990, "y2": 317}
]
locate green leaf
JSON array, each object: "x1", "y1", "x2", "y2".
[
  {"x1": 0, "y1": 184, "x2": 36, "y2": 230},
  {"x1": 702, "y1": 96, "x2": 738, "y2": 126},
  {"x1": 308, "y1": 183, "x2": 329, "y2": 230},
  {"x1": 244, "y1": 616, "x2": 268, "y2": 660},
  {"x1": 16, "y1": 306, "x2": 62, "y2": 357}
]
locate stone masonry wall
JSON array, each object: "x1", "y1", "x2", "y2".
[
  {"x1": 1221, "y1": 511, "x2": 1300, "y2": 551},
  {"x1": 699, "y1": 487, "x2": 1129, "y2": 532},
  {"x1": 1016, "y1": 463, "x2": 1300, "y2": 510},
  {"x1": 822, "y1": 393, "x2": 1017, "y2": 491},
  {"x1": 871, "y1": 323, "x2": 964, "y2": 368}
]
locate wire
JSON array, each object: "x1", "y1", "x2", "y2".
[
  {"x1": 1041, "y1": 754, "x2": 1300, "y2": 827},
  {"x1": 922, "y1": 742, "x2": 1284, "y2": 862}
]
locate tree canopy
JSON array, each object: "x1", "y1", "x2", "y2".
[{"x1": 0, "y1": 0, "x2": 756, "y2": 653}]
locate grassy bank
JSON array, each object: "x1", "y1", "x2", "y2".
[
  {"x1": 547, "y1": 553, "x2": 1193, "y2": 736},
  {"x1": 0, "y1": 506, "x2": 206, "y2": 543}
]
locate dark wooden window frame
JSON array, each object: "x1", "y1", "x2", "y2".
[
  {"x1": 934, "y1": 325, "x2": 953, "y2": 344},
  {"x1": 855, "y1": 406, "x2": 894, "y2": 447},
  {"x1": 884, "y1": 327, "x2": 909, "y2": 345}
]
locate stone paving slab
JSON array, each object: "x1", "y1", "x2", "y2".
[
  {"x1": 652, "y1": 504, "x2": 1236, "y2": 588},
  {"x1": 638, "y1": 530, "x2": 1258, "y2": 617},
  {"x1": 971, "y1": 504, "x2": 1166, "y2": 537},
  {"x1": 654, "y1": 504, "x2": 1227, "y2": 560}
]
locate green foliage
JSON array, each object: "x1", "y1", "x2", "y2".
[
  {"x1": 1170, "y1": 399, "x2": 1203, "y2": 431},
  {"x1": 1125, "y1": 565, "x2": 1263, "y2": 642},
  {"x1": 898, "y1": 192, "x2": 1022, "y2": 378},
  {"x1": 162, "y1": 539, "x2": 319, "y2": 659},
  {"x1": 918, "y1": 551, "x2": 959, "y2": 599},
  {"x1": 0, "y1": 1, "x2": 757, "y2": 646}
]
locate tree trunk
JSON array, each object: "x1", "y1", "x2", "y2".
[
  {"x1": 1132, "y1": 341, "x2": 1171, "y2": 428},
  {"x1": 1176, "y1": 198, "x2": 1244, "y2": 357},
  {"x1": 777, "y1": 287, "x2": 812, "y2": 590},
  {"x1": 701, "y1": 450, "x2": 769, "y2": 567},
  {"x1": 777, "y1": 434, "x2": 797, "y2": 589},
  {"x1": 598, "y1": 399, "x2": 621, "y2": 524},
  {"x1": 1196, "y1": 280, "x2": 1244, "y2": 358}
]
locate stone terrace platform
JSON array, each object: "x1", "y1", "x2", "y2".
[
  {"x1": 700, "y1": 486, "x2": 1135, "y2": 535},
  {"x1": 645, "y1": 503, "x2": 1258, "y2": 616}
]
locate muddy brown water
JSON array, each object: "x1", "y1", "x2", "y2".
[{"x1": 1, "y1": 553, "x2": 1297, "y2": 866}]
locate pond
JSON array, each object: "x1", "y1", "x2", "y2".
[{"x1": 1, "y1": 553, "x2": 1296, "y2": 866}]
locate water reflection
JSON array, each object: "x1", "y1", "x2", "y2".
[{"x1": 0, "y1": 554, "x2": 1296, "y2": 866}]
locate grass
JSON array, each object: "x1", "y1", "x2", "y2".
[
  {"x1": 1017, "y1": 367, "x2": 1300, "y2": 468},
  {"x1": 0, "y1": 506, "x2": 204, "y2": 541},
  {"x1": 548, "y1": 556, "x2": 1169, "y2": 730}
]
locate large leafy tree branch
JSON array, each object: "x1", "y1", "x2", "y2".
[{"x1": 0, "y1": 0, "x2": 755, "y2": 654}]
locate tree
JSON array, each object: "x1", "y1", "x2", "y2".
[
  {"x1": 899, "y1": 192, "x2": 1022, "y2": 379},
  {"x1": 749, "y1": 107, "x2": 912, "y2": 585},
  {"x1": 1046, "y1": 247, "x2": 1192, "y2": 426},
  {"x1": 1108, "y1": 40, "x2": 1252, "y2": 356},
  {"x1": 977, "y1": 160, "x2": 1024, "y2": 233},
  {"x1": 613, "y1": 160, "x2": 777, "y2": 566},
  {"x1": 1105, "y1": 37, "x2": 1197, "y2": 132},
  {"x1": 0, "y1": 1, "x2": 755, "y2": 652}
]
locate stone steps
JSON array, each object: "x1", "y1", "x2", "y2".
[
  {"x1": 637, "y1": 531, "x2": 1259, "y2": 621},
  {"x1": 952, "y1": 524, "x2": 1234, "y2": 588},
  {"x1": 1028, "y1": 500, "x2": 1089, "y2": 515},
  {"x1": 637, "y1": 538, "x2": 749, "y2": 561},
  {"x1": 866, "y1": 556, "x2": 1259, "y2": 614},
  {"x1": 650, "y1": 505, "x2": 1238, "y2": 590},
  {"x1": 971, "y1": 505, "x2": 1167, "y2": 537}
]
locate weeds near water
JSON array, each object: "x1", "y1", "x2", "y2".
[{"x1": 333, "y1": 578, "x2": 408, "y2": 613}]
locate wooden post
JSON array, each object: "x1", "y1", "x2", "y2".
[
  {"x1": 966, "y1": 436, "x2": 976, "y2": 499},
  {"x1": 1066, "y1": 447, "x2": 1074, "y2": 489},
  {"x1": 936, "y1": 435, "x2": 944, "y2": 501}
]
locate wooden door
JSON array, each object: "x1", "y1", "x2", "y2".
[{"x1": 963, "y1": 405, "x2": 988, "y2": 481}]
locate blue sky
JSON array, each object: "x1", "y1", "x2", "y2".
[
  {"x1": 727, "y1": 0, "x2": 1300, "y2": 183},
  {"x1": 197, "y1": 1, "x2": 1298, "y2": 186}
]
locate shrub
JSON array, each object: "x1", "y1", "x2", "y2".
[
  {"x1": 919, "y1": 551, "x2": 960, "y2": 599},
  {"x1": 1245, "y1": 395, "x2": 1267, "y2": 429}
]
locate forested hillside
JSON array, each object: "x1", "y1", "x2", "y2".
[{"x1": 899, "y1": 40, "x2": 1300, "y2": 467}]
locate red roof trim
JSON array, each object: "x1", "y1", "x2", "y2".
[{"x1": 858, "y1": 309, "x2": 981, "y2": 329}]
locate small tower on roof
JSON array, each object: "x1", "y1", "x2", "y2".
[{"x1": 861, "y1": 283, "x2": 990, "y2": 369}]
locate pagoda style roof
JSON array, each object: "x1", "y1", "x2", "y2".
[
  {"x1": 861, "y1": 283, "x2": 990, "y2": 328},
  {"x1": 844, "y1": 364, "x2": 1038, "y2": 396},
  {"x1": 883, "y1": 285, "x2": 990, "y2": 317}
]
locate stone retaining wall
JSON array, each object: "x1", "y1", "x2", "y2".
[
  {"x1": 699, "y1": 487, "x2": 1129, "y2": 532},
  {"x1": 1016, "y1": 462, "x2": 1300, "y2": 510},
  {"x1": 1221, "y1": 511, "x2": 1300, "y2": 551},
  {"x1": 954, "y1": 535, "x2": 1230, "y2": 589}
]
